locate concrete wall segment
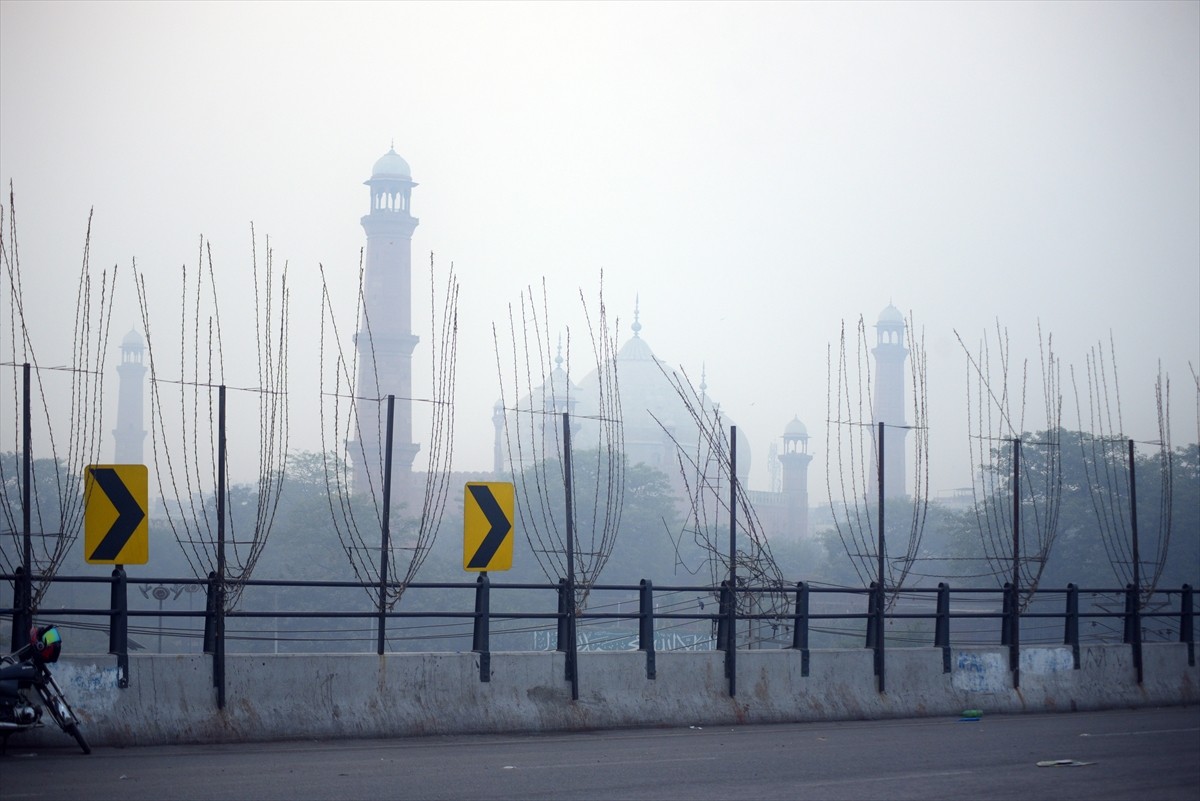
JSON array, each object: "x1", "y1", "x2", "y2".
[{"x1": 15, "y1": 643, "x2": 1196, "y2": 749}]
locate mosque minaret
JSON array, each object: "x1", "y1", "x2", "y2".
[
  {"x1": 350, "y1": 146, "x2": 421, "y2": 493},
  {"x1": 112, "y1": 328, "x2": 147, "y2": 464}
]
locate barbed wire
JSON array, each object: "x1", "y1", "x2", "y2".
[
  {"x1": 825, "y1": 311, "x2": 931, "y2": 609},
  {"x1": 957, "y1": 320, "x2": 1063, "y2": 609},
  {"x1": 132, "y1": 227, "x2": 290, "y2": 610},
  {"x1": 491, "y1": 273, "x2": 624, "y2": 610},
  {"x1": 318, "y1": 251, "x2": 460, "y2": 609},
  {"x1": 1, "y1": 187, "x2": 116, "y2": 602},
  {"x1": 1071, "y1": 336, "x2": 1174, "y2": 601}
]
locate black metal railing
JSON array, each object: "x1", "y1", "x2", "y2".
[{"x1": 3, "y1": 568, "x2": 1195, "y2": 708}]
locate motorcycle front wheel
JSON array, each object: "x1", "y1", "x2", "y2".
[
  {"x1": 35, "y1": 678, "x2": 91, "y2": 754},
  {"x1": 64, "y1": 721, "x2": 90, "y2": 755}
]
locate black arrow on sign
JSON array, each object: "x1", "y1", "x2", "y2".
[
  {"x1": 466, "y1": 485, "x2": 512, "y2": 569},
  {"x1": 89, "y1": 468, "x2": 146, "y2": 561}
]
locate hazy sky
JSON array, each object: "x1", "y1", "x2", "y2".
[{"x1": 2, "y1": 1, "x2": 1197, "y2": 501}]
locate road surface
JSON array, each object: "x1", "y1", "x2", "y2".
[{"x1": 2, "y1": 706, "x2": 1198, "y2": 800}]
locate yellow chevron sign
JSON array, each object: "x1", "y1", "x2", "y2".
[
  {"x1": 463, "y1": 482, "x2": 514, "y2": 572},
  {"x1": 84, "y1": 464, "x2": 149, "y2": 564}
]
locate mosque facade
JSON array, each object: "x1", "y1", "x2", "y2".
[
  {"x1": 100, "y1": 148, "x2": 935, "y2": 555},
  {"x1": 335, "y1": 146, "x2": 927, "y2": 541},
  {"x1": 489, "y1": 299, "x2": 818, "y2": 541},
  {"x1": 105, "y1": 148, "x2": 914, "y2": 548},
  {"x1": 108, "y1": 148, "x2": 910, "y2": 546}
]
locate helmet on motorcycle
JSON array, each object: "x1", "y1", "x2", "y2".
[{"x1": 29, "y1": 625, "x2": 62, "y2": 664}]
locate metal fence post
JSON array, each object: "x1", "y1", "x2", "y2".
[
  {"x1": 10, "y1": 566, "x2": 30, "y2": 653},
  {"x1": 214, "y1": 574, "x2": 226, "y2": 710},
  {"x1": 716, "y1": 581, "x2": 730, "y2": 651},
  {"x1": 1000, "y1": 583, "x2": 1012, "y2": 646},
  {"x1": 791, "y1": 581, "x2": 810, "y2": 677},
  {"x1": 472, "y1": 573, "x2": 490, "y2": 682},
  {"x1": 872, "y1": 581, "x2": 886, "y2": 692},
  {"x1": 1181, "y1": 584, "x2": 1194, "y2": 667},
  {"x1": 1123, "y1": 584, "x2": 1137, "y2": 644},
  {"x1": 865, "y1": 582, "x2": 878, "y2": 648},
  {"x1": 214, "y1": 384, "x2": 227, "y2": 710},
  {"x1": 713, "y1": 579, "x2": 738, "y2": 695},
  {"x1": 1064, "y1": 583, "x2": 1080, "y2": 669},
  {"x1": 935, "y1": 582, "x2": 950, "y2": 673},
  {"x1": 202, "y1": 571, "x2": 217, "y2": 654},
  {"x1": 376, "y1": 394, "x2": 395, "y2": 657},
  {"x1": 1124, "y1": 582, "x2": 1144, "y2": 685},
  {"x1": 556, "y1": 578, "x2": 568, "y2": 654},
  {"x1": 1001, "y1": 582, "x2": 1020, "y2": 688},
  {"x1": 638, "y1": 579, "x2": 656, "y2": 680},
  {"x1": 108, "y1": 566, "x2": 129, "y2": 688},
  {"x1": 16, "y1": 364, "x2": 32, "y2": 654}
]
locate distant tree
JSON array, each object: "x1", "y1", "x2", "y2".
[
  {"x1": 967, "y1": 430, "x2": 1197, "y2": 592},
  {"x1": 1160, "y1": 443, "x2": 1199, "y2": 588},
  {"x1": 583, "y1": 460, "x2": 688, "y2": 585},
  {"x1": 252, "y1": 451, "x2": 358, "y2": 583},
  {"x1": 0, "y1": 454, "x2": 82, "y2": 593}
]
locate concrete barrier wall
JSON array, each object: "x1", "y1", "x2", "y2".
[{"x1": 21, "y1": 643, "x2": 1198, "y2": 748}]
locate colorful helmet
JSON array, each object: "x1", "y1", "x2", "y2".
[{"x1": 29, "y1": 625, "x2": 62, "y2": 663}]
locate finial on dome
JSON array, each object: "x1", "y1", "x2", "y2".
[
  {"x1": 555, "y1": 334, "x2": 564, "y2": 369},
  {"x1": 700, "y1": 363, "x2": 708, "y2": 395},
  {"x1": 632, "y1": 295, "x2": 642, "y2": 338}
]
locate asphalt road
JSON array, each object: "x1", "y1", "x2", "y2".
[{"x1": 2, "y1": 706, "x2": 1198, "y2": 801}]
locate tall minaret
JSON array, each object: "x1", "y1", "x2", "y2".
[
  {"x1": 492, "y1": 399, "x2": 506, "y2": 476},
  {"x1": 779, "y1": 416, "x2": 813, "y2": 538},
  {"x1": 351, "y1": 146, "x2": 420, "y2": 494},
  {"x1": 871, "y1": 304, "x2": 908, "y2": 499},
  {"x1": 112, "y1": 328, "x2": 147, "y2": 464}
]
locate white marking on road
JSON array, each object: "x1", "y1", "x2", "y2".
[
  {"x1": 1079, "y1": 727, "x2": 1200, "y2": 737},
  {"x1": 801, "y1": 769, "x2": 977, "y2": 787},
  {"x1": 503, "y1": 755, "x2": 718, "y2": 770}
]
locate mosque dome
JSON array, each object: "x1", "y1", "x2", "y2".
[
  {"x1": 878, "y1": 303, "x2": 904, "y2": 325},
  {"x1": 370, "y1": 147, "x2": 412, "y2": 180},
  {"x1": 573, "y1": 302, "x2": 751, "y2": 484},
  {"x1": 121, "y1": 329, "x2": 144, "y2": 349},
  {"x1": 784, "y1": 416, "x2": 808, "y2": 439},
  {"x1": 509, "y1": 343, "x2": 579, "y2": 421},
  {"x1": 538, "y1": 350, "x2": 579, "y2": 407}
]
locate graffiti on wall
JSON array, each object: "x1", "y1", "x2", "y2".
[{"x1": 952, "y1": 651, "x2": 1008, "y2": 693}]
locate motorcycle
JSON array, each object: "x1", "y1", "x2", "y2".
[{"x1": 0, "y1": 624, "x2": 90, "y2": 754}]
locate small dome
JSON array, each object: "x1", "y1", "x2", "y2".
[
  {"x1": 121, "y1": 328, "x2": 144, "y2": 349},
  {"x1": 784, "y1": 416, "x2": 808, "y2": 439},
  {"x1": 878, "y1": 304, "x2": 904, "y2": 325},
  {"x1": 617, "y1": 335, "x2": 654, "y2": 362},
  {"x1": 370, "y1": 147, "x2": 411, "y2": 180}
]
